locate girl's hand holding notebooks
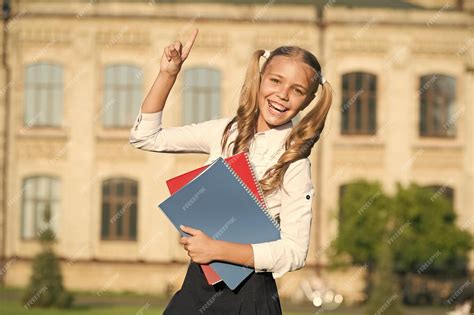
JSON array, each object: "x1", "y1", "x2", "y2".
[
  {"x1": 179, "y1": 224, "x2": 219, "y2": 265},
  {"x1": 165, "y1": 152, "x2": 271, "y2": 285}
]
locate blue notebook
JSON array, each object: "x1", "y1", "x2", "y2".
[{"x1": 158, "y1": 157, "x2": 281, "y2": 290}]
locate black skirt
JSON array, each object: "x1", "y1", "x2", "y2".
[{"x1": 163, "y1": 261, "x2": 282, "y2": 315}]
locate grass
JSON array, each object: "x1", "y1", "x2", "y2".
[
  {"x1": 0, "y1": 287, "x2": 451, "y2": 315},
  {"x1": 2, "y1": 302, "x2": 163, "y2": 315},
  {"x1": 0, "y1": 301, "x2": 452, "y2": 315}
]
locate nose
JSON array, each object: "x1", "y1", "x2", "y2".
[{"x1": 277, "y1": 86, "x2": 289, "y2": 101}]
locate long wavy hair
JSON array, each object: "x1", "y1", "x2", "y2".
[{"x1": 220, "y1": 46, "x2": 333, "y2": 196}]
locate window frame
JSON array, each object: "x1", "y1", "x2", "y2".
[
  {"x1": 418, "y1": 74, "x2": 457, "y2": 138},
  {"x1": 182, "y1": 67, "x2": 221, "y2": 125},
  {"x1": 24, "y1": 62, "x2": 64, "y2": 128},
  {"x1": 341, "y1": 72, "x2": 377, "y2": 136},
  {"x1": 21, "y1": 176, "x2": 60, "y2": 240},
  {"x1": 102, "y1": 64, "x2": 143, "y2": 129},
  {"x1": 100, "y1": 178, "x2": 138, "y2": 241}
]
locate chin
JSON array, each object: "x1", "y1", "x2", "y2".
[{"x1": 262, "y1": 111, "x2": 282, "y2": 123}]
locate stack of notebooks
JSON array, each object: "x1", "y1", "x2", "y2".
[{"x1": 158, "y1": 152, "x2": 281, "y2": 290}]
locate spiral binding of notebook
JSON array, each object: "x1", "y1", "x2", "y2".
[
  {"x1": 242, "y1": 152, "x2": 270, "y2": 211},
  {"x1": 222, "y1": 157, "x2": 281, "y2": 231}
]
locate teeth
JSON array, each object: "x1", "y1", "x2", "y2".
[{"x1": 268, "y1": 100, "x2": 287, "y2": 112}]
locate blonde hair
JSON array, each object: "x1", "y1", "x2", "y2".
[{"x1": 220, "y1": 46, "x2": 333, "y2": 196}]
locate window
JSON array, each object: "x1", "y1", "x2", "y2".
[
  {"x1": 24, "y1": 63, "x2": 63, "y2": 127},
  {"x1": 101, "y1": 178, "x2": 138, "y2": 241},
  {"x1": 183, "y1": 67, "x2": 221, "y2": 125},
  {"x1": 341, "y1": 72, "x2": 377, "y2": 135},
  {"x1": 419, "y1": 74, "x2": 456, "y2": 137},
  {"x1": 103, "y1": 64, "x2": 143, "y2": 128},
  {"x1": 21, "y1": 176, "x2": 60, "y2": 239}
]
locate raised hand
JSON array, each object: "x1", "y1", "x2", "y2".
[{"x1": 160, "y1": 28, "x2": 199, "y2": 76}]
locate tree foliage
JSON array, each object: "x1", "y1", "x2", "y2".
[{"x1": 331, "y1": 180, "x2": 472, "y2": 277}]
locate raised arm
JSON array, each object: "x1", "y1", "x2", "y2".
[
  {"x1": 130, "y1": 28, "x2": 229, "y2": 154},
  {"x1": 141, "y1": 28, "x2": 198, "y2": 114}
]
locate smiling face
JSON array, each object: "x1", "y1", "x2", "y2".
[{"x1": 257, "y1": 55, "x2": 317, "y2": 132}]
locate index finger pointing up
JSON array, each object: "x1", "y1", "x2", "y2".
[{"x1": 181, "y1": 28, "x2": 199, "y2": 60}]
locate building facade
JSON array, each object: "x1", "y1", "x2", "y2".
[{"x1": 1, "y1": 0, "x2": 473, "y2": 302}]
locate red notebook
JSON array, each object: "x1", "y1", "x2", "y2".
[{"x1": 166, "y1": 152, "x2": 268, "y2": 285}]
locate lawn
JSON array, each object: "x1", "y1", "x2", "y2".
[
  {"x1": 0, "y1": 301, "x2": 452, "y2": 315},
  {"x1": 0, "y1": 287, "x2": 451, "y2": 315}
]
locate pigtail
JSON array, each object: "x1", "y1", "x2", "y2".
[
  {"x1": 221, "y1": 49, "x2": 267, "y2": 157},
  {"x1": 260, "y1": 80, "x2": 333, "y2": 196}
]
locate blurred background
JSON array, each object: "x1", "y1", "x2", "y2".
[{"x1": 0, "y1": 0, "x2": 472, "y2": 314}]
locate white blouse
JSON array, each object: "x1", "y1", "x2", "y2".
[{"x1": 129, "y1": 109, "x2": 314, "y2": 279}]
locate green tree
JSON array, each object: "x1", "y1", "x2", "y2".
[
  {"x1": 331, "y1": 180, "x2": 472, "y2": 276},
  {"x1": 389, "y1": 182, "x2": 472, "y2": 277},
  {"x1": 331, "y1": 179, "x2": 390, "y2": 270},
  {"x1": 22, "y1": 203, "x2": 74, "y2": 308},
  {"x1": 365, "y1": 237, "x2": 404, "y2": 315}
]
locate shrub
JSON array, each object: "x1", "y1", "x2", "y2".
[{"x1": 22, "y1": 203, "x2": 74, "y2": 308}]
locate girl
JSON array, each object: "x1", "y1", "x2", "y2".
[{"x1": 130, "y1": 28, "x2": 333, "y2": 314}]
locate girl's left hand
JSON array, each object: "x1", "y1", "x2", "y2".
[{"x1": 179, "y1": 225, "x2": 218, "y2": 264}]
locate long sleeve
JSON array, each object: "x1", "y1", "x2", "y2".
[
  {"x1": 250, "y1": 158, "x2": 314, "y2": 279},
  {"x1": 129, "y1": 109, "x2": 231, "y2": 154}
]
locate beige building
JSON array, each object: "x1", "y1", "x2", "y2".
[
  {"x1": 1, "y1": 0, "x2": 473, "y2": 302},
  {"x1": 0, "y1": 0, "x2": 7, "y2": 286}
]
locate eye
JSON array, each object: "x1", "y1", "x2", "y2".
[
  {"x1": 295, "y1": 88, "x2": 304, "y2": 95},
  {"x1": 270, "y1": 78, "x2": 280, "y2": 83}
]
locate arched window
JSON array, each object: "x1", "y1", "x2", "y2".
[
  {"x1": 101, "y1": 178, "x2": 138, "y2": 241},
  {"x1": 182, "y1": 67, "x2": 221, "y2": 124},
  {"x1": 24, "y1": 62, "x2": 63, "y2": 127},
  {"x1": 21, "y1": 176, "x2": 60, "y2": 239},
  {"x1": 419, "y1": 74, "x2": 456, "y2": 137},
  {"x1": 103, "y1": 64, "x2": 143, "y2": 128},
  {"x1": 341, "y1": 72, "x2": 377, "y2": 135}
]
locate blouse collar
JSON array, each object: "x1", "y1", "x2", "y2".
[
  {"x1": 228, "y1": 118, "x2": 294, "y2": 153},
  {"x1": 229, "y1": 118, "x2": 294, "y2": 137},
  {"x1": 253, "y1": 119, "x2": 294, "y2": 154}
]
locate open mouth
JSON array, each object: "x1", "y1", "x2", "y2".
[{"x1": 268, "y1": 100, "x2": 288, "y2": 114}]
